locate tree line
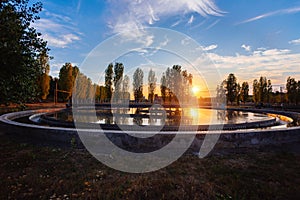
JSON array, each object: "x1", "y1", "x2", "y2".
[
  {"x1": 286, "y1": 77, "x2": 300, "y2": 104},
  {"x1": 218, "y1": 74, "x2": 300, "y2": 105},
  {"x1": 102, "y1": 63, "x2": 194, "y2": 103},
  {"x1": 216, "y1": 74, "x2": 250, "y2": 105},
  {"x1": 160, "y1": 65, "x2": 193, "y2": 103},
  {"x1": 217, "y1": 73, "x2": 273, "y2": 105}
]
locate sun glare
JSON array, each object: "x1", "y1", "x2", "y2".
[
  {"x1": 189, "y1": 108, "x2": 198, "y2": 118},
  {"x1": 192, "y1": 86, "x2": 200, "y2": 96}
]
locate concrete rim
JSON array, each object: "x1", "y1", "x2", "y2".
[{"x1": 0, "y1": 108, "x2": 299, "y2": 134}]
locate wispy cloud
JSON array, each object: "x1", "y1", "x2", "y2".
[
  {"x1": 289, "y1": 38, "x2": 300, "y2": 45},
  {"x1": 43, "y1": 33, "x2": 80, "y2": 48},
  {"x1": 42, "y1": 9, "x2": 72, "y2": 23},
  {"x1": 241, "y1": 44, "x2": 251, "y2": 52},
  {"x1": 188, "y1": 15, "x2": 194, "y2": 24},
  {"x1": 107, "y1": 0, "x2": 224, "y2": 45},
  {"x1": 202, "y1": 44, "x2": 218, "y2": 51},
  {"x1": 205, "y1": 19, "x2": 220, "y2": 30},
  {"x1": 171, "y1": 19, "x2": 182, "y2": 27},
  {"x1": 132, "y1": 35, "x2": 170, "y2": 59},
  {"x1": 237, "y1": 6, "x2": 300, "y2": 25},
  {"x1": 76, "y1": 0, "x2": 82, "y2": 13},
  {"x1": 34, "y1": 11, "x2": 82, "y2": 48}
]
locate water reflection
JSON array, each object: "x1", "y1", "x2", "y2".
[
  {"x1": 133, "y1": 108, "x2": 142, "y2": 126},
  {"x1": 51, "y1": 107, "x2": 273, "y2": 126}
]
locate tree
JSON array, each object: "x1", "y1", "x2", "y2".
[
  {"x1": 258, "y1": 76, "x2": 267, "y2": 103},
  {"x1": 286, "y1": 77, "x2": 298, "y2": 104},
  {"x1": 85, "y1": 78, "x2": 94, "y2": 101},
  {"x1": 98, "y1": 86, "x2": 107, "y2": 102},
  {"x1": 253, "y1": 79, "x2": 259, "y2": 104},
  {"x1": 181, "y1": 70, "x2": 188, "y2": 102},
  {"x1": 187, "y1": 73, "x2": 193, "y2": 102},
  {"x1": 113, "y1": 62, "x2": 124, "y2": 95},
  {"x1": 216, "y1": 81, "x2": 226, "y2": 106},
  {"x1": 37, "y1": 51, "x2": 50, "y2": 100},
  {"x1": 172, "y1": 65, "x2": 182, "y2": 102},
  {"x1": 148, "y1": 69, "x2": 157, "y2": 103},
  {"x1": 236, "y1": 83, "x2": 241, "y2": 105},
  {"x1": 133, "y1": 68, "x2": 144, "y2": 102},
  {"x1": 240, "y1": 82, "x2": 249, "y2": 104},
  {"x1": 162, "y1": 66, "x2": 193, "y2": 103},
  {"x1": 0, "y1": 0, "x2": 49, "y2": 104},
  {"x1": 160, "y1": 74, "x2": 167, "y2": 102},
  {"x1": 122, "y1": 75, "x2": 130, "y2": 101},
  {"x1": 58, "y1": 63, "x2": 78, "y2": 101},
  {"x1": 297, "y1": 80, "x2": 300, "y2": 104},
  {"x1": 266, "y1": 79, "x2": 272, "y2": 103},
  {"x1": 252, "y1": 76, "x2": 272, "y2": 104},
  {"x1": 165, "y1": 67, "x2": 172, "y2": 102},
  {"x1": 74, "y1": 72, "x2": 88, "y2": 101},
  {"x1": 105, "y1": 63, "x2": 113, "y2": 102},
  {"x1": 225, "y1": 73, "x2": 238, "y2": 104}
]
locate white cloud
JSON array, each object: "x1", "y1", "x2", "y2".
[
  {"x1": 34, "y1": 18, "x2": 63, "y2": 30},
  {"x1": 107, "y1": 0, "x2": 224, "y2": 45},
  {"x1": 202, "y1": 44, "x2": 218, "y2": 51},
  {"x1": 195, "y1": 44, "x2": 218, "y2": 51},
  {"x1": 43, "y1": 10, "x2": 72, "y2": 23},
  {"x1": 43, "y1": 34, "x2": 80, "y2": 48},
  {"x1": 188, "y1": 15, "x2": 194, "y2": 24},
  {"x1": 241, "y1": 44, "x2": 251, "y2": 52},
  {"x1": 192, "y1": 47, "x2": 300, "y2": 85},
  {"x1": 34, "y1": 12, "x2": 81, "y2": 48},
  {"x1": 205, "y1": 19, "x2": 220, "y2": 30},
  {"x1": 171, "y1": 20, "x2": 182, "y2": 27},
  {"x1": 136, "y1": 35, "x2": 170, "y2": 57},
  {"x1": 262, "y1": 49, "x2": 290, "y2": 56},
  {"x1": 181, "y1": 38, "x2": 191, "y2": 46},
  {"x1": 289, "y1": 38, "x2": 300, "y2": 45},
  {"x1": 237, "y1": 6, "x2": 300, "y2": 25},
  {"x1": 76, "y1": 0, "x2": 82, "y2": 13}
]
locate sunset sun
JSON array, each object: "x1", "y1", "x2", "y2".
[{"x1": 192, "y1": 86, "x2": 200, "y2": 96}]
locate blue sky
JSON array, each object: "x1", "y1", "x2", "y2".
[{"x1": 34, "y1": 0, "x2": 300, "y2": 95}]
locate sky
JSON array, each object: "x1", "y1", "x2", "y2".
[{"x1": 33, "y1": 0, "x2": 300, "y2": 96}]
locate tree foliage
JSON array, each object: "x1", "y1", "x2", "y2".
[
  {"x1": 253, "y1": 79, "x2": 259, "y2": 103},
  {"x1": 58, "y1": 63, "x2": 78, "y2": 100},
  {"x1": 37, "y1": 51, "x2": 50, "y2": 100},
  {"x1": 252, "y1": 77, "x2": 272, "y2": 104},
  {"x1": 105, "y1": 63, "x2": 113, "y2": 101},
  {"x1": 148, "y1": 69, "x2": 157, "y2": 103},
  {"x1": 133, "y1": 68, "x2": 144, "y2": 102},
  {"x1": 113, "y1": 62, "x2": 124, "y2": 95},
  {"x1": 161, "y1": 65, "x2": 193, "y2": 103},
  {"x1": 240, "y1": 82, "x2": 249, "y2": 104},
  {"x1": 216, "y1": 81, "x2": 226, "y2": 106},
  {"x1": 286, "y1": 77, "x2": 300, "y2": 104},
  {"x1": 160, "y1": 74, "x2": 167, "y2": 102},
  {"x1": 225, "y1": 73, "x2": 238, "y2": 104},
  {"x1": 122, "y1": 75, "x2": 130, "y2": 101},
  {"x1": 0, "y1": 0, "x2": 49, "y2": 103}
]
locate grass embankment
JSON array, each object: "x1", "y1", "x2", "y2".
[{"x1": 0, "y1": 104, "x2": 300, "y2": 199}]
